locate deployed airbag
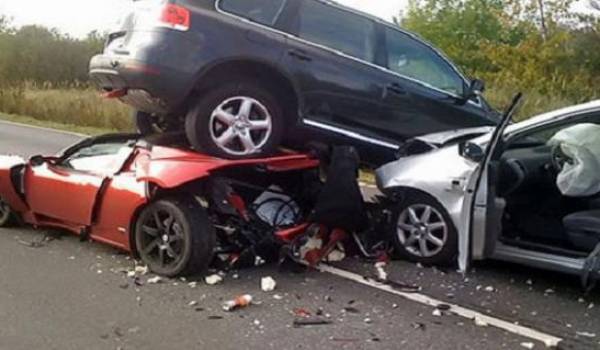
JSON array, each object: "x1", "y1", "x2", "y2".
[{"x1": 548, "y1": 123, "x2": 600, "y2": 197}]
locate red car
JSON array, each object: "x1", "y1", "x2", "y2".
[{"x1": 0, "y1": 134, "x2": 319, "y2": 276}]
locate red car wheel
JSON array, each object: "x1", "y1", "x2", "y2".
[
  {"x1": 134, "y1": 198, "x2": 215, "y2": 277},
  {"x1": 0, "y1": 196, "x2": 15, "y2": 227}
]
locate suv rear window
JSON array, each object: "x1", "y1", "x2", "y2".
[
  {"x1": 297, "y1": 0, "x2": 376, "y2": 63},
  {"x1": 218, "y1": 0, "x2": 287, "y2": 26}
]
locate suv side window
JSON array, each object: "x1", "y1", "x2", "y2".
[
  {"x1": 297, "y1": 0, "x2": 376, "y2": 63},
  {"x1": 218, "y1": 0, "x2": 287, "y2": 26},
  {"x1": 385, "y1": 27, "x2": 465, "y2": 96}
]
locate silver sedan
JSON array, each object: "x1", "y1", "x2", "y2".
[{"x1": 376, "y1": 97, "x2": 600, "y2": 289}]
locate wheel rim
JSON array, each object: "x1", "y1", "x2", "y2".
[
  {"x1": 0, "y1": 197, "x2": 10, "y2": 224},
  {"x1": 139, "y1": 207, "x2": 186, "y2": 270},
  {"x1": 397, "y1": 204, "x2": 448, "y2": 258},
  {"x1": 209, "y1": 96, "x2": 273, "y2": 156}
]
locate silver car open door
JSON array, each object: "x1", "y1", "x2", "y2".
[{"x1": 458, "y1": 94, "x2": 523, "y2": 272}]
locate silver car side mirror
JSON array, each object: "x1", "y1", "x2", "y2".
[{"x1": 459, "y1": 141, "x2": 485, "y2": 163}]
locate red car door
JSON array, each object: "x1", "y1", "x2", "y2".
[
  {"x1": 24, "y1": 138, "x2": 136, "y2": 226},
  {"x1": 25, "y1": 163, "x2": 105, "y2": 225}
]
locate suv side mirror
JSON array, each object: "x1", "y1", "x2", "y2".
[
  {"x1": 466, "y1": 79, "x2": 485, "y2": 100},
  {"x1": 459, "y1": 141, "x2": 485, "y2": 163}
]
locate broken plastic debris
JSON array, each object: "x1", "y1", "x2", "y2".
[
  {"x1": 255, "y1": 256, "x2": 266, "y2": 267},
  {"x1": 432, "y1": 309, "x2": 442, "y2": 317},
  {"x1": 293, "y1": 317, "x2": 332, "y2": 327},
  {"x1": 147, "y1": 276, "x2": 162, "y2": 284},
  {"x1": 576, "y1": 331, "x2": 596, "y2": 338},
  {"x1": 134, "y1": 265, "x2": 149, "y2": 275},
  {"x1": 293, "y1": 308, "x2": 311, "y2": 318},
  {"x1": 188, "y1": 281, "x2": 198, "y2": 288},
  {"x1": 205, "y1": 274, "x2": 224, "y2": 285},
  {"x1": 273, "y1": 294, "x2": 283, "y2": 300},
  {"x1": 223, "y1": 294, "x2": 253, "y2": 312},
  {"x1": 375, "y1": 262, "x2": 388, "y2": 281},
  {"x1": 326, "y1": 248, "x2": 345, "y2": 262},
  {"x1": 261, "y1": 276, "x2": 277, "y2": 292},
  {"x1": 520, "y1": 342, "x2": 535, "y2": 349},
  {"x1": 188, "y1": 300, "x2": 198, "y2": 307}
]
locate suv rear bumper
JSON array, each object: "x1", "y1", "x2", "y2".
[{"x1": 89, "y1": 54, "x2": 191, "y2": 115}]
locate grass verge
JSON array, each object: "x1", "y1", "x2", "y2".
[{"x1": 0, "y1": 112, "x2": 115, "y2": 136}]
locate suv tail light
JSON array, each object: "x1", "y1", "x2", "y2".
[{"x1": 159, "y1": 4, "x2": 190, "y2": 31}]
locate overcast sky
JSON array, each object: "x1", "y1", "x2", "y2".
[{"x1": 0, "y1": 0, "x2": 407, "y2": 38}]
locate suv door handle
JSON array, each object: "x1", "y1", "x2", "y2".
[
  {"x1": 288, "y1": 49, "x2": 312, "y2": 62},
  {"x1": 386, "y1": 83, "x2": 407, "y2": 95}
]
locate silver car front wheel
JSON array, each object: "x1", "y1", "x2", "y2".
[
  {"x1": 397, "y1": 204, "x2": 448, "y2": 258},
  {"x1": 391, "y1": 192, "x2": 458, "y2": 265}
]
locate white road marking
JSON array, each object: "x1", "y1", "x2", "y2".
[
  {"x1": 317, "y1": 264, "x2": 562, "y2": 348},
  {"x1": 0, "y1": 119, "x2": 88, "y2": 137}
]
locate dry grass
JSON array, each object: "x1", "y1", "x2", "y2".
[{"x1": 0, "y1": 83, "x2": 132, "y2": 132}]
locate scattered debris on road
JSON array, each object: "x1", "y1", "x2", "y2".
[
  {"x1": 223, "y1": 294, "x2": 253, "y2": 312},
  {"x1": 293, "y1": 317, "x2": 332, "y2": 328},
  {"x1": 147, "y1": 276, "x2": 162, "y2": 284},
  {"x1": 260, "y1": 276, "x2": 276, "y2": 292},
  {"x1": 205, "y1": 274, "x2": 224, "y2": 285},
  {"x1": 520, "y1": 341, "x2": 535, "y2": 349}
]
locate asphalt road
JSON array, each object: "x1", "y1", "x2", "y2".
[{"x1": 0, "y1": 120, "x2": 599, "y2": 350}]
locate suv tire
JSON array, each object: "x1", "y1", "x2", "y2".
[{"x1": 185, "y1": 81, "x2": 284, "y2": 159}]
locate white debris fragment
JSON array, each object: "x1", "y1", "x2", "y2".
[
  {"x1": 520, "y1": 342, "x2": 535, "y2": 349},
  {"x1": 261, "y1": 277, "x2": 277, "y2": 292},
  {"x1": 127, "y1": 270, "x2": 136, "y2": 278},
  {"x1": 253, "y1": 319, "x2": 261, "y2": 326},
  {"x1": 147, "y1": 276, "x2": 162, "y2": 284},
  {"x1": 327, "y1": 248, "x2": 346, "y2": 262},
  {"x1": 544, "y1": 288, "x2": 555, "y2": 294},
  {"x1": 484, "y1": 286, "x2": 495, "y2": 293},
  {"x1": 364, "y1": 318, "x2": 372, "y2": 324},
  {"x1": 188, "y1": 281, "x2": 198, "y2": 288},
  {"x1": 474, "y1": 316, "x2": 489, "y2": 327},
  {"x1": 392, "y1": 303, "x2": 398, "y2": 309},
  {"x1": 255, "y1": 256, "x2": 266, "y2": 267},
  {"x1": 188, "y1": 300, "x2": 198, "y2": 307},
  {"x1": 525, "y1": 279, "x2": 533, "y2": 285},
  {"x1": 273, "y1": 294, "x2": 283, "y2": 300},
  {"x1": 576, "y1": 331, "x2": 596, "y2": 338},
  {"x1": 135, "y1": 265, "x2": 149, "y2": 276},
  {"x1": 375, "y1": 262, "x2": 388, "y2": 281},
  {"x1": 432, "y1": 309, "x2": 442, "y2": 317},
  {"x1": 588, "y1": 303, "x2": 595, "y2": 310},
  {"x1": 205, "y1": 274, "x2": 224, "y2": 285},
  {"x1": 67, "y1": 256, "x2": 76, "y2": 260}
]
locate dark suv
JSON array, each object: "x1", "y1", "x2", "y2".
[{"x1": 90, "y1": 0, "x2": 498, "y2": 165}]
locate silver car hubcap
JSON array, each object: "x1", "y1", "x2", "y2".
[
  {"x1": 0, "y1": 197, "x2": 10, "y2": 223},
  {"x1": 397, "y1": 204, "x2": 448, "y2": 258},
  {"x1": 209, "y1": 96, "x2": 273, "y2": 156}
]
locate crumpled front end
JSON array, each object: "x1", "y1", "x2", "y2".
[{"x1": 376, "y1": 146, "x2": 479, "y2": 270}]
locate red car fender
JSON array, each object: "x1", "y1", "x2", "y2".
[{"x1": 0, "y1": 156, "x2": 29, "y2": 213}]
